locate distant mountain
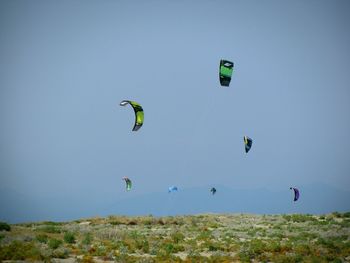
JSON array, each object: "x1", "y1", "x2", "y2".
[{"x1": 1, "y1": 184, "x2": 349, "y2": 223}]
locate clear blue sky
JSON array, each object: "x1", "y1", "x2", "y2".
[{"x1": 1, "y1": 0, "x2": 350, "y2": 222}]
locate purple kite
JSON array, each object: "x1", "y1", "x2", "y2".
[{"x1": 290, "y1": 187, "x2": 299, "y2": 201}]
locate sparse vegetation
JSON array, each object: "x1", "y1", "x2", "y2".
[
  {"x1": 0, "y1": 212, "x2": 349, "y2": 262},
  {"x1": 0, "y1": 241, "x2": 43, "y2": 261}
]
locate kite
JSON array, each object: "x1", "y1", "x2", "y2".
[
  {"x1": 122, "y1": 177, "x2": 132, "y2": 191},
  {"x1": 290, "y1": 187, "x2": 300, "y2": 201},
  {"x1": 219, "y1": 59, "x2": 234, "y2": 87},
  {"x1": 168, "y1": 186, "x2": 178, "y2": 193},
  {"x1": 120, "y1": 100, "x2": 144, "y2": 131},
  {"x1": 244, "y1": 136, "x2": 253, "y2": 153}
]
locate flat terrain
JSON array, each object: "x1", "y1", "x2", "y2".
[{"x1": 1, "y1": 212, "x2": 350, "y2": 262}]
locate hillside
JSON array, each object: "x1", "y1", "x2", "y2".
[{"x1": 1, "y1": 212, "x2": 350, "y2": 262}]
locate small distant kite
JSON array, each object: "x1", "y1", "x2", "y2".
[
  {"x1": 290, "y1": 187, "x2": 299, "y2": 201},
  {"x1": 210, "y1": 187, "x2": 217, "y2": 195},
  {"x1": 122, "y1": 177, "x2": 132, "y2": 191},
  {"x1": 168, "y1": 186, "x2": 178, "y2": 193},
  {"x1": 219, "y1": 59, "x2": 234, "y2": 87},
  {"x1": 244, "y1": 136, "x2": 253, "y2": 153},
  {"x1": 120, "y1": 100, "x2": 144, "y2": 131}
]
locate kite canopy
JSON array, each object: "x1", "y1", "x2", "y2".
[
  {"x1": 290, "y1": 187, "x2": 299, "y2": 201},
  {"x1": 219, "y1": 59, "x2": 234, "y2": 87},
  {"x1": 120, "y1": 100, "x2": 144, "y2": 131},
  {"x1": 244, "y1": 136, "x2": 253, "y2": 153},
  {"x1": 122, "y1": 177, "x2": 132, "y2": 191},
  {"x1": 210, "y1": 187, "x2": 217, "y2": 195},
  {"x1": 168, "y1": 186, "x2": 178, "y2": 193}
]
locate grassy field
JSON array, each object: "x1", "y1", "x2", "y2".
[{"x1": 0, "y1": 212, "x2": 350, "y2": 262}]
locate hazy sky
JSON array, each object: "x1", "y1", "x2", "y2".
[{"x1": 1, "y1": 0, "x2": 350, "y2": 222}]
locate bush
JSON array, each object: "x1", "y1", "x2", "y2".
[
  {"x1": 342, "y1": 212, "x2": 350, "y2": 218},
  {"x1": 127, "y1": 220, "x2": 137, "y2": 225},
  {"x1": 64, "y1": 232, "x2": 76, "y2": 244},
  {"x1": 208, "y1": 244, "x2": 219, "y2": 251},
  {"x1": 249, "y1": 239, "x2": 266, "y2": 256},
  {"x1": 36, "y1": 234, "x2": 48, "y2": 243},
  {"x1": 0, "y1": 222, "x2": 11, "y2": 231},
  {"x1": 82, "y1": 233, "x2": 93, "y2": 245},
  {"x1": 171, "y1": 232, "x2": 185, "y2": 243},
  {"x1": 141, "y1": 218, "x2": 154, "y2": 226},
  {"x1": 48, "y1": 238, "x2": 63, "y2": 249},
  {"x1": 110, "y1": 220, "x2": 124, "y2": 225},
  {"x1": 332, "y1": 212, "x2": 342, "y2": 218},
  {"x1": 135, "y1": 239, "x2": 149, "y2": 253}
]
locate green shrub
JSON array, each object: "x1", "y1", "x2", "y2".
[
  {"x1": 197, "y1": 230, "x2": 212, "y2": 240},
  {"x1": 282, "y1": 214, "x2": 292, "y2": 222},
  {"x1": 264, "y1": 241, "x2": 279, "y2": 253},
  {"x1": 36, "y1": 234, "x2": 48, "y2": 243},
  {"x1": 64, "y1": 232, "x2": 76, "y2": 244},
  {"x1": 332, "y1": 211, "x2": 342, "y2": 218},
  {"x1": 208, "y1": 243, "x2": 219, "y2": 251},
  {"x1": 157, "y1": 219, "x2": 165, "y2": 225},
  {"x1": 239, "y1": 249, "x2": 253, "y2": 262},
  {"x1": 294, "y1": 244, "x2": 312, "y2": 256},
  {"x1": 135, "y1": 239, "x2": 149, "y2": 253},
  {"x1": 82, "y1": 232, "x2": 93, "y2": 245},
  {"x1": 93, "y1": 244, "x2": 107, "y2": 256},
  {"x1": 48, "y1": 238, "x2": 63, "y2": 249},
  {"x1": 0, "y1": 222, "x2": 11, "y2": 231},
  {"x1": 342, "y1": 211, "x2": 350, "y2": 218},
  {"x1": 159, "y1": 241, "x2": 184, "y2": 255},
  {"x1": 171, "y1": 232, "x2": 185, "y2": 243},
  {"x1": 249, "y1": 239, "x2": 266, "y2": 255},
  {"x1": 110, "y1": 220, "x2": 122, "y2": 225},
  {"x1": 128, "y1": 220, "x2": 137, "y2": 225}
]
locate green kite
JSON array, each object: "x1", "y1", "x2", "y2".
[
  {"x1": 122, "y1": 177, "x2": 132, "y2": 191},
  {"x1": 219, "y1": 59, "x2": 234, "y2": 87},
  {"x1": 120, "y1": 100, "x2": 144, "y2": 131}
]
